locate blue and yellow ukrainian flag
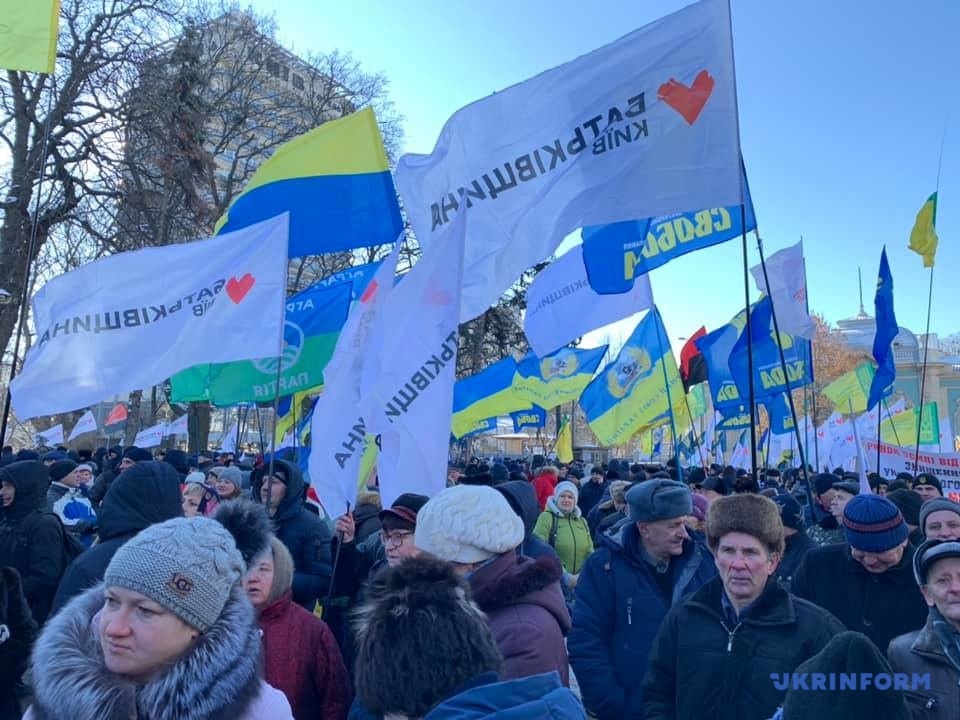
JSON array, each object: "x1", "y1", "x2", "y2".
[
  {"x1": 451, "y1": 358, "x2": 525, "y2": 439},
  {"x1": 513, "y1": 345, "x2": 607, "y2": 411},
  {"x1": 579, "y1": 308, "x2": 687, "y2": 447},
  {"x1": 216, "y1": 107, "x2": 403, "y2": 257},
  {"x1": 0, "y1": 1, "x2": 60, "y2": 73}
]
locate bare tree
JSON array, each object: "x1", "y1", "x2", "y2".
[{"x1": 0, "y1": 0, "x2": 182, "y2": 364}]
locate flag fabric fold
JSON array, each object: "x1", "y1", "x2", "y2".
[
  {"x1": 823, "y1": 362, "x2": 878, "y2": 415},
  {"x1": 867, "y1": 248, "x2": 898, "y2": 410},
  {"x1": 556, "y1": 415, "x2": 573, "y2": 464},
  {"x1": 170, "y1": 279, "x2": 352, "y2": 405},
  {"x1": 511, "y1": 406, "x2": 547, "y2": 433},
  {"x1": 36, "y1": 424, "x2": 64, "y2": 446},
  {"x1": 749, "y1": 240, "x2": 815, "y2": 339},
  {"x1": 215, "y1": 108, "x2": 403, "y2": 258},
  {"x1": 0, "y1": 0, "x2": 60, "y2": 73},
  {"x1": 66, "y1": 410, "x2": 97, "y2": 442},
  {"x1": 680, "y1": 327, "x2": 708, "y2": 392},
  {"x1": 582, "y1": 163, "x2": 756, "y2": 295},
  {"x1": 513, "y1": 345, "x2": 608, "y2": 411},
  {"x1": 11, "y1": 215, "x2": 289, "y2": 419},
  {"x1": 579, "y1": 308, "x2": 688, "y2": 447},
  {"x1": 396, "y1": 0, "x2": 740, "y2": 321},
  {"x1": 451, "y1": 358, "x2": 524, "y2": 439},
  {"x1": 308, "y1": 244, "x2": 401, "y2": 515},
  {"x1": 524, "y1": 244, "x2": 653, "y2": 357},
  {"x1": 908, "y1": 192, "x2": 938, "y2": 268}
]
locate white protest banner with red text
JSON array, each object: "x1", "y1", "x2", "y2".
[{"x1": 865, "y1": 439, "x2": 960, "y2": 501}]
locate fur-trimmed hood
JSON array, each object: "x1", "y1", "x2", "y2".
[
  {"x1": 545, "y1": 496, "x2": 583, "y2": 519},
  {"x1": 29, "y1": 583, "x2": 263, "y2": 720},
  {"x1": 469, "y1": 552, "x2": 570, "y2": 633}
]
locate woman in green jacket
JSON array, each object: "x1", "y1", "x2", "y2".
[{"x1": 534, "y1": 481, "x2": 594, "y2": 590}]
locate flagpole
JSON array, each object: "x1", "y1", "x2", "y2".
[
  {"x1": 755, "y1": 233, "x2": 812, "y2": 492},
  {"x1": 684, "y1": 393, "x2": 707, "y2": 468},
  {"x1": 0, "y1": 83, "x2": 56, "y2": 445},
  {"x1": 652, "y1": 307, "x2": 682, "y2": 481},
  {"x1": 882, "y1": 397, "x2": 904, "y2": 446},
  {"x1": 740, "y1": 214, "x2": 759, "y2": 476}
]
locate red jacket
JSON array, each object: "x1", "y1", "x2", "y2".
[
  {"x1": 258, "y1": 591, "x2": 352, "y2": 720},
  {"x1": 532, "y1": 472, "x2": 558, "y2": 511}
]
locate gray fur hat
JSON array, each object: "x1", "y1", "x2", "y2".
[
  {"x1": 627, "y1": 480, "x2": 692, "y2": 523},
  {"x1": 104, "y1": 516, "x2": 246, "y2": 632}
]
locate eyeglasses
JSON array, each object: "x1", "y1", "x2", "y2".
[{"x1": 380, "y1": 530, "x2": 414, "y2": 549}]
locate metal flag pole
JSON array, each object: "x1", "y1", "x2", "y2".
[{"x1": 652, "y1": 306, "x2": 682, "y2": 482}]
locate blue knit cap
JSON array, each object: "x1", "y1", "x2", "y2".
[{"x1": 842, "y1": 494, "x2": 908, "y2": 553}]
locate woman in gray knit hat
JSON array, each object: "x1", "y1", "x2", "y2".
[{"x1": 23, "y1": 504, "x2": 294, "y2": 719}]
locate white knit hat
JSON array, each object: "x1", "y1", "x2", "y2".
[{"x1": 414, "y1": 485, "x2": 525, "y2": 564}]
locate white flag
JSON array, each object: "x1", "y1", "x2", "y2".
[
  {"x1": 36, "y1": 424, "x2": 64, "y2": 446},
  {"x1": 66, "y1": 410, "x2": 98, "y2": 441},
  {"x1": 750, "y1": 240, "x2": 815, "y2": 339},
  {"x1": 11, "y1": 215, "x2": 289, "y2": 419},
  {"x1": 730, "y1": 442, "x2": 750, "y2": 469},
  {"x1": 524, "y1": 244, "x2": 654, "y2": 357},
  {"x1": 308, "y1": 243, "x2": 401, "y2": 515},
  {"x1": 219, "y1": 422, "x2": 238, "y2": 453},
  {"x1": 362, "y1": 211, "x2": 467, "y2": 507},
  {"x1": 133, "y1": 422, "x2": 166, "y2": 449},
  {"x1": 396, "y1": 0, "x2": 740, "y2": 322},
  {"x1": 166, "y1": 413, "x2": 189, "y2": 437}
]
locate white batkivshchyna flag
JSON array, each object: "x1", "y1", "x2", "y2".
[
  {"x1": 219, "y1": 422, "x2": 239, "y2": 453},
  {"x1": 524, "y1": 244, "x2": 654, "y2": 357},
  {"x1": 308, "y1": 243, "x2": 401, "y2": 515},
  {"x1": 134, "y1": 422, "x2": 166, "y2": 449},
  {"x1": 36, "y1": 424, "x2": 64, "y2": 446},
  {"x1": 750, "y1": 240, "x2": 815, "y2": 339},
  {"x1": 729, "y1": 442, "x2": 750, "y2": 469},
  {"x1": 67, "y1": 410, "x2": 98, "y2": 441},
  {"x1": 166, "y1": 413, "x2": 189, "y2": 437},
  {"x1": 10, "y1": 215, "x2": 289, "y2": 419},
  {"x1": 396, "y1": 0, "x2": 741, "y2": 322},
  {"x1": 360, "y1": 211, "x2": 467, "y2": 507}
]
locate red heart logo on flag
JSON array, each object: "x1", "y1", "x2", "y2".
[
  {"x1": 658, "y1": 69, "x2": 715, "y2": 125},
  {"x1": 226, "y1": 274, "x2": 255, "y2": 303}
]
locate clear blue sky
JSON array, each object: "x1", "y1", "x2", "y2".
[{"x1": 253, "y1": 0, "x2": 958, "y2": 351}]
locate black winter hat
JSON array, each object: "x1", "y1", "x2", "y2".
[
  {"x1": 813, "y1": 472, "x2": 840, "y2": 497},
  {"x1": 914, "y1": 473, "x2": 943, "y2": 495},
  {"x1": 885, "y1": 488, "x2": 922, "y2": 527},
  {"x1": 781, "y1": 631, "x2": 910, "y2": 720},
  {"x1": 163, "y1": 448, "x2": 190, "y2": 474},
  {"x1": 122, "y1": 446, "x2": 153, "y2": 463},
  {"x1": 48, "y1": 460, "x2": 78, "y2": 483},
  {"x1": 489, "y1": 462, "x2": 509, "y2": 484},
  {"x1": 772, "y1": 493, "x2": 805, "y2": 531},
  {"x1": 686, "y1": 467, "x2": 707, "y2": 487}
]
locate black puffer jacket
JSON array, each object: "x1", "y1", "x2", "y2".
[
  {"x1": 51, "y1": 462, "x2": 183, "y2": 615},
  {"x1": 0, "y1": 461, "x2": 63, "y2": 624},
  {"x1": 642, "y1": 576, "x2": 845, "y2": 720},
  {"x1": 252, "y1": 460, "x2": 333, "y2": 610},
  {"x1": 0, "y1": 566, "x2": 37, "y2": 718}
]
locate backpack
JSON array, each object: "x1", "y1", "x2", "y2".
[{"x1": 22, "y1": 512, "x2": 86, "y2": 568}]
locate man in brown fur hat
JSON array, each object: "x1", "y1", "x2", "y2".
[{"x1": 641, "y1": 494, "x2": 844, "y2": 720}]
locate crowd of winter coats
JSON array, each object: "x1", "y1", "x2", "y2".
[{"x1": 2, "y1": 444, "x2": 960, "y2": 719}]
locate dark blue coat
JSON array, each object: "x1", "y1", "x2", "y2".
[
  {"x1": 568, "y1": 523, "x2": 716, "y2": 720},
  {"x1": 51, "y1": 462, "x2": 183, "y2": 615},
  {"x1": 252, "y1": 460, "x2": 333, "y2": 610},
  {"x1": 426, "y1": 672, "x2": 585, "y2": 719}
]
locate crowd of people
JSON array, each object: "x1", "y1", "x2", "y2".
[{"x1": 1, "y1": 442, "x2": 959, "y2": 719}]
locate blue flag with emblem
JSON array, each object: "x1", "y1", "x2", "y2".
[
  {"x1": 764, "y1": 393, "x2": 795, "y2": 435},
  {"x1": 581, "y1": 162, "x2": 756, "y2": 294},
  {"x1": 696, "y1": 309, "x2": 748, "y2": 414},
  {"x1": 511, "y1": 406, "x2": 547, "y2": 433},
  {"x1": 513, "y1": 345, "x2": 608, "y2": 411},
  {"x1": 727, "y1": 296, "x2": 812, "y2": 400},
  {"x1": 868, "y1": 247, "x2": 898, "y2": 410},
  {"x1": 579, "y1": 308, "x2": 687, "y2": 447}
]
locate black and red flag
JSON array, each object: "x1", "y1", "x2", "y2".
[{"x1": 680, "y1": 327, "x2": 708, "y2": 393}]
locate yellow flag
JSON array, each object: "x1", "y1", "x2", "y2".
[
  {"x1": 556, "y1": 416, "x2": 573, "y2": 464},
  {"x1": 0, "y1": 1, "x2": 60, "y2": 73},
  {"x1": 909, "y1": 193, "x2": 938, "y2": 268}
]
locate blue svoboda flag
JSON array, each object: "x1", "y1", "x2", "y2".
[
  {"x1": 513, "y1": 345, "x2": 608, "y2": 411},
  {"x1": 579, "y1": 308, "x2": 689, "y2": 447}
]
